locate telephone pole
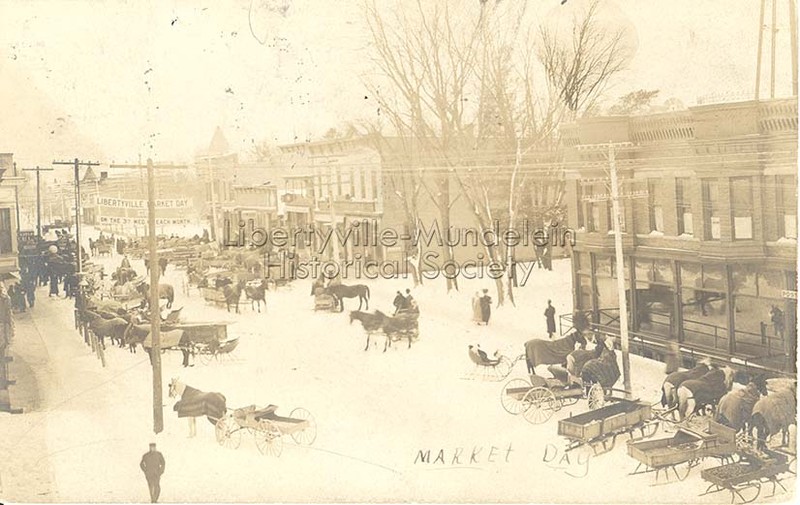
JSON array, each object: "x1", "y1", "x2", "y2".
[
  {"x1": 22, "y1": 166, "x2": 54, "y2": 238},
  {"x1": 110, "y1": 159, "x2": 187, "y2": 434},
  {"x1": 579, "y1": 142, "x2": 646, "y2": 399},
  {"x1": 53, "y1": 159, "x2": 100, "y2": 275}
]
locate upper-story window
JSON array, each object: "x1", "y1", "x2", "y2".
[
  {"x1": 676, "y1": 178, "x2": 693, "y2": 236},
  {"x1": 776, "y1": 174, "x2": 798, "y2": 240},
  {"x1": 0, "y1": 208, "x2": 12, "y2": 254},
  {"x1": 731, "y1": 177, "x2": 753, "y2": 240},
  {"x1": 648, "y1": 179, "x2": 663, "y2": 233},
  {"x1": 576, "y1": 181, "x2": 586, "y2": 230},
  {"x1": 587, "y1": 184, "x2": 601, "y2": 232},
  {"x1": 702, "y1": 178, "x2": 721, "y2": 240}
]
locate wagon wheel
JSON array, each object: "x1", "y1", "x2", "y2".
[
  {"x1": 289, "y1": 408, "x2": 317, "y2": 445},
  {"x1": 215, "y1": 415, "x2": 242, "y2": 449},
  {"x1": 255, "y1": 420, "x2": 283, "y2": 457},
  {"x1": 500, "y1": 378, "x2": 530, "y2": 415},
  {"x1": 493, "y1": 356, "x2": 513, "y2": 381},
  {"x1": 521, "y1": 387, "x2": 558, "y2": 425},
  {"x1": 587, "y1": 383, "x2": 606, "y2": 410}
]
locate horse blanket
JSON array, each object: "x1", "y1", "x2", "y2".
[
  {"x1": 681, "y1": 369, "x2": 728, "y2": 409},
  {"x1": 581, "y1": 348, "x2": 621, "y2": 388},
  {"x1": 567, "y1": 347, "x2": 603, "y2": 377},
  {"x1": 716, "y1": 384, "x2": 761, "y2": 431},
  {"x1": 665, "y1": 364, "x2": 709, "y2": 387},
  {"x1": 173, "y1": 385, "x2": 226, "y2": 421},
  {"x1": 752, "y1": 388, "x2": 797, "y2": 435},
  {"x1": 526, "y1": 333, "x2": 579, "y2": 367}
]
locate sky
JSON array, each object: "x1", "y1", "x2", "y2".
[{"x1": 0, "y1": 0, "x2": 795, "y2": 169}]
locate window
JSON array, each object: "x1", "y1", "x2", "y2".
[
  {"x1": 587, "y1": 184, "x2": 601, "y2": 232},
  {"x1": 676, "y1": 178, "x2": 693, "y2": 236},
  {"x1": 359, "y1": 169, "x2": 367, "y2": 199},
  {"x1": 0, "y1": 208, "x2": 12, "y2": 254},
  {"x1": 349, "y1": 168, "x2": 356, "y2": 198},
  {"x1": 576, "y1": 181, "x2": 585, "y2": 229},
  {"x1": 731, "y1": 177, "x2": 753, "y2": 240},
  {"x1": 648, "y1": 179, "x2": 663, "y2": 233},
  {"x1": 371, "y1": 169, "x2": 379, "y2": 202},
  {"x1": 702, "y1": 179, "x2": 720, "y2": 240},
  {"x1": 776, "y1": 175, "x2": 798, "y2": 240}
]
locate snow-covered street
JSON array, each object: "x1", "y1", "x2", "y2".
[{"x1": 1, "y1": 230, "x2": 795, "y2": 504}]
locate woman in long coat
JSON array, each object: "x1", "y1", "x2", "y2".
[
  {"x1": 471, "y1": 292, "x2": 482, "y2": 324},
  {"x1": 479, "y1": 289, "x2": 492, "y2": 325}
]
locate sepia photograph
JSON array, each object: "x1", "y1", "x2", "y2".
[{"x1": 0, "y1": 0, "x2": 797, "y2": 503}]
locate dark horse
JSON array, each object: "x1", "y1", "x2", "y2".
[
  {"x1": 350, "y1": 310, "x2": 418, "y2": 352},
  {"x1": 168, "y1": 378, "x2": 227, "y2": 437},
  {"x1": 325, "y1": 284, "x2": 370, "y2": 311},
  {"x1": 223, "y1": 279, "x2": 246, "y2": 314},
  {"x1": 350, "y1": 310, "x2": 387, "y2": 351},
  {"x1": 137, "y1": 282, "x2": 175, "y2": 309},
  {"x1": 244, "y1": 279, "x2": 267, "y2": 313},
  {"x1": 524, "y1": 331, "x2": 587, "y2": 375}
]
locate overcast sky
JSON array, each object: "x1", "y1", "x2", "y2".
[{"x1": 0, "y1": 0, "x2": 795, "y2": 168}]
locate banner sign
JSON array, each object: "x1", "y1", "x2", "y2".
[
  {"x1": 99, "y1": 216, "x2": 191, "y2": 226},
  {"x1": 96, "y1": 197, "x2": 191, "y2": 209}
]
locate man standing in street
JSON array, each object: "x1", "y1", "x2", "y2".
[
  {"x1": 545, "y1": 300, "x2": 556, "y2": 339},
  {"x1": 140, "y1": 443, "x2": 165, "y2": 503}
]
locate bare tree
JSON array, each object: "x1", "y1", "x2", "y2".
[{"x1": 539, "y1": 0, "x2": 632, "y2": 118}]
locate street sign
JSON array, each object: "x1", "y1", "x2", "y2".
[{"x1": 782, "y1": 290, "x2": 797, "y2": 300}]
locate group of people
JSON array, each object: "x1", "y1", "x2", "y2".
[
  {"x1": 392, "y1": 288, "x2": 418, "y2": 315},
  {"x1": 471, "y1": 289, "x2": 492, "y2": 325}
]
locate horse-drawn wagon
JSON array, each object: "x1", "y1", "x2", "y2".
[
  {"x1": 557, "y1": 399, "x2": 660, "y2": 456},
  {"x1": 700, "y1": 447, "x2": 793, "y2": 503},
  {"x1": 313, "y1": 287, "x2": 337, "y2": 311},
  {"x1": 499, "y1": 369, "x2": 608, "y2": 423},
  {"x1": 142, "y1": 321, "x2": 238, "y2": 365},
  {"x1": 214, "y1": 404, "x2": 317, "y2": 457},
  {"x1": 628, "y1": 419, "x2": 738, "y2": 483}
]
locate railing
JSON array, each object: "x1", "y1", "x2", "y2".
[
  {"x1": 759, "y1": 99, "x2": 799, "y2": 133},
  {"x1": 317, "y1": 199, "x2": 379, "y2": 215},
  {"x1": 629, "y1": 111, "x2": 695, "y2": 143}
]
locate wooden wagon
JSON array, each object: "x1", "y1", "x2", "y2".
[
  {"x1": 146, "y1": 321, "x2": 238, "y2": 365},
  {"x1": 628, "y1": 419, "x2": 738, "y2": 483},
  {"x1": 214, "y1": 404, "x2": 316, "y2": 457},
  {"x1": 700, "y1": 447, "x2": 792, "y2": 503},
  {"x1": 558, "y1": 399, "x2": 659, "y2": 456}
]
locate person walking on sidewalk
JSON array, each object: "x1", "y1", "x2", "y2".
[
  {"x1": 140, "y1": 443, "x2": 165, "y2": 503},
  {"x1": 479, "y1": 289, "x2": 492, "y2": 325},
  {"x1": 544, "y1": 300, "x2": 556, "y2": 339}
]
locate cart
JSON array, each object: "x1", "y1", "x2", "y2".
[
  {"x1": 313, "y1": 288, "x2": 337, "y2": 311},
  {"x1": 700, "y1": 447, "x2": 792, "y2": 503},
  {"x1": 214, "y1": 404, "x2": 317, "y2": 457},
  {"x1": 628, "y1": 419, "x2": 738, "y2": 483},
  {"x1": 558, "y1": 399, "x2": 660, "y2": 456},
  {"x1": 499, "y1": 366, "x2": 610, "y2": 424}
]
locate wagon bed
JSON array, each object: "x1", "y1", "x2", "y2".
[
  {"x1": 558, "y1": 399, "x2": 658, "y2": 455},
  {"x1": 700, "y1": 448, "x2": 791, "y2": 503},
  {"x1": 628, "y1": 419, "x2": 737, "y2": 483}
]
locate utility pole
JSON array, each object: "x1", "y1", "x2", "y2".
[
  {"x1": 579, "y1": 142, "x2": 646, "y2": 399},
  {"x1": 110, "y1": 159, "x2": 187, "y2": 434},
  {"x1": 22, "y1": 166, "x2": 54, "y2": 238},
  {"x1": 53, "y1": 159, "x2": 100, "y2": 275}
]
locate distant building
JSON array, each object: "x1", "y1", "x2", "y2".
[
  {"x1": 562, "y1": 97, "x2": 798, "y2": 376},
  {"x1": 0, "y1": 154, "x2": 24, "y2": 277}
]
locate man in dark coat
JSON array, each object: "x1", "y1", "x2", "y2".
[
  {"x1": 392, "y1": 291, "x2": 405, "y2": 315},
  {"x1": 545, "y1": 300, "x2": 556, "y2": 339},
  {"x1": 479, "y1": 289, "x2": 491, "y2": 325},
  {"x1": 140, "y1": 443, "x2": 165, "y2": 503}
]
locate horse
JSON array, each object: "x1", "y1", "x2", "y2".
[
  {"x1": 168, "y1": 378, "x2": 227, "y2": 438},
  {"x1": 524, "y1": 331, "x2": 587, "y2": 375},
  {"x1": 158, "y1": 257, "x2": 168, "y2": 276},
  {"x1": 325, "y1": 284, "x2": 370, "y2": 312},
  {"x1": 676, "y1": 366, "x2": 735, "y2": 420},
  {"x1": 580, "y1": 340, "x2": 621, "y2": 392},
  {"x1": 750, "y1": 381, "x2": 797, "y2": 451},
  {"x1": 223, "y1": 279, "x2": 246, "y2": 314},
  {"x1": 84, "y1": 310, "x2": 129, "y2": 348},
  {"x1": 137, "y1": 282, "x2": 175, "y2": 309},
  {"x1": 124, "y1": 320, "x2": 151, "y2": 353},
  {"x1": 244, "y1": 279, "x2": 267, "y2": 313},
  {"x1": 660, "y1": 360, "x2": 711, "y2": 410},
  {"x1": 716, "y1": 375, "x2": 769, "y2": 433},
  {"x1": 350, "y1": 310, "x2": 389, "y2": 351},
  {"x1": 376, "y1": 309, "x2": 418, "y2": 351}
]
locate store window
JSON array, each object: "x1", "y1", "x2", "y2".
[
  {"x1": 648, "y1": 179, "x2": 663, "y2": 233},
  {"x1": 0, "y1": 209, "x2": 12, "y2": 254},
  {"x1": 676, "y1": 178, "x2": 693, "y2": 236},
  {"x1": 731, "y1": 177, "x2": 753, "y2": 240},
  {"x1": 702, "y1": 178, "x2": 721, "y2": 240},
  {"x1": 776, "y1": 175, "x2": 798, "y2": 240}
]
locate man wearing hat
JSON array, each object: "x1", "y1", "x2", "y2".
[{"x1": 140, "y1": 442, "x2": 166, "y2": 503}]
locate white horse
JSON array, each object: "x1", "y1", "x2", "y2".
[{"x1": 168, "y1": 378, "x2": 227, "y2": 438}]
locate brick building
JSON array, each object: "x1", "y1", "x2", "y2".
[{"x1": 562, "y1": 97, "x2": 798, "y2": 375}]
